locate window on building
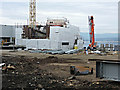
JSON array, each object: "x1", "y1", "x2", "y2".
[
  {"x1": 62, "y1": 42, "x2": 69, "y2": 45},
  {"x1": 50, "y1": 22, "x2": 53, "y2": 23}
]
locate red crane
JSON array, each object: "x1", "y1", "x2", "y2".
[{"x1": 88, "y1": 16, "x2": 97, "y2": 49}]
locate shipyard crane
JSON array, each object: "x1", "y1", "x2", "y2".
[
  {"x1": 29, "y1": 0, "x2": 36, "y2": 29},
  {"x1": 88, "y1": 16, "x2": 97, "y2": 50},
  {"x1": 22, "y1": 0, "x2": 50, "y2": 39}
]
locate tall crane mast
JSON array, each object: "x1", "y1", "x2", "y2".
[
  {"x1": 88, "y1": 16, "x2": 96, "y2": 49},
  {"x1": 29, "y1": 0, "x2": 36, "y2": 28}
]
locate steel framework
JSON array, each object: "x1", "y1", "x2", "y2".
[{"x1": 29, "y1": 0, "x2": 36, "y2": 28}]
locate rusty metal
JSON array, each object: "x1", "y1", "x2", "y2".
[{"x1": 22, "y1": 25, "x2": 50, "y2": 39}]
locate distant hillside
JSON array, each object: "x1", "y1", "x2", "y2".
[{"x1": 80, "y1": 32, "x2": 118, "y2": 41}]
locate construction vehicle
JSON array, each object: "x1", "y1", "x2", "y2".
[{"x1": 88, "y1": 16, "x2": 97, "y2": 50}]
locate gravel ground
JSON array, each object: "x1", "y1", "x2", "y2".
[{"x1": 1, "y1": 50, "x2": 120, "y2": 89}]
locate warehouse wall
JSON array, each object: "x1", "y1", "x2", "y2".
[
  {"x1": 0, "y1": 25, "x2": 15, "y2": 43},
  {"x1": 0, "y1": 25, "x2": 15, "y2": 37}
]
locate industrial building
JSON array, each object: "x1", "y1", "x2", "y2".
[
  {"x1": 15, "y1": 18, "x2": 84, "y2": 50},
  {"x1": 0, "y1": 25, "x2": 15, "y2": 46},
  {"x1": 0, "y1": 19, "x2": 84, "y2": 50},
  {"x1": 13, "y1": 0, "x2": 83, "y2": 50}
]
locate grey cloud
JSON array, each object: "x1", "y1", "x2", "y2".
[{"x1": 0, "y1": 2, "x2": 118, "y2": 33}]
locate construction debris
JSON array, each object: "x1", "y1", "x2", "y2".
[
  {"x1": 29, "y1": 49, "x2": 83, "y2": 55},
  {"x1": 0, "y1": 63, "x2": 5, "y2": 67},
  {"x1": 7, "y1": 64, "x2": 15, "y2": 70},
  {"x1": 65, "y1": 49, "x2": 78, "y2": 54},
  {"x1": 91, "y1": 50, "x2": 101, "y2": 54},
  {"x1": 0, "y1": 63, "x2": 5, "y2": 70},
  {"x1": 2, "y1": 64, "x2": 15, "y2": 71},
  {"x1": 70, "y1": 66, "x2": 93, "y2": 75},
  {"x1": 68, "y1": 76, "x2": 76, "y2": 80}
]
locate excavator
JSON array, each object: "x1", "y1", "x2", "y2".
[{"x1": 88, "y1": 16, "x2": 97, "y2": 50}]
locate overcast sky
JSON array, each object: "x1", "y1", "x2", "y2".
[{"x1": 0, "y1": 0, "x2": 119, "y2": 34}]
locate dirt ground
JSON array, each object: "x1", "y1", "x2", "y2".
[{"x1": 1, "y1": 50, "x2": 120, "y2": 89}]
